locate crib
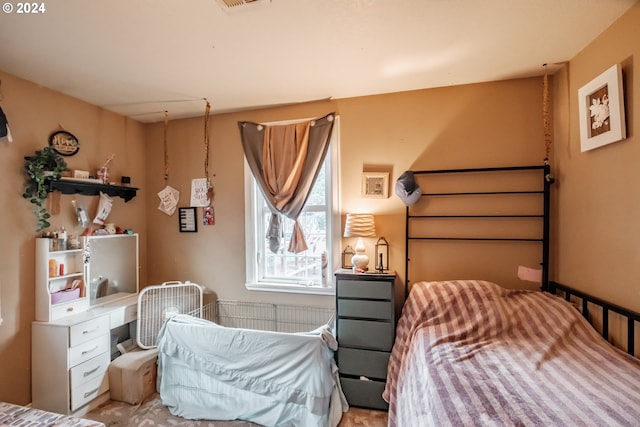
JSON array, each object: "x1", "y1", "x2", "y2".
[{"x1": 137, "y1": 282, "x2": 346, "y2": 427}]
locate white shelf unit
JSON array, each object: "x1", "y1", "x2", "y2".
[{"x1": 35, "y1": 238, "x2": 89, "y2": 322}]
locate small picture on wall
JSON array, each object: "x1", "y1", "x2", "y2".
[
  {"x1": 578, "y1": 64, "x2": 626, "y2": 152},
  {"x1": 362, "y1": 172, "x2": 389, "y2": 198},
  {"x1": 178, "y1": 207, "x2": 198, "y2": 232}
]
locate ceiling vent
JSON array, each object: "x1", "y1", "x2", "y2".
[{"x1": 216, "y1": 0, "x2": 263, "y2": 11}]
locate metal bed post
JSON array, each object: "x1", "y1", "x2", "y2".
[{"x1": 541, "y1": 161, "x2": 553, "y2": 293}]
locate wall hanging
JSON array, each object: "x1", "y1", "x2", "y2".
[
  {"x1": 48, "y1": 130, "x2": 80, "y2": 156},
  {"x1": 578, "y1": 63, "x2": 626, "y2": 152},
  {"x1": 362, "y1": 172, "x2": 389, "y2": 198}
]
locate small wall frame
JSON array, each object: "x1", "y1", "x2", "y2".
[
  {"x1": 578, "y1": 64, "x2": 626, "y2": 152},
  {"x1": 362, "y1": 172, "x2": 389, "y2": 198},
  {"x1": 178, "y1": 207, "x2": 198, "y2": 232}
]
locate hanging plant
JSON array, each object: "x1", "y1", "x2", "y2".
[{"x1": 23, "y1": 146, "x2": 69, "y2": 232}]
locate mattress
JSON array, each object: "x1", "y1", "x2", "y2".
[
  {"x1": 0, "y1": 401, "x2": 104, "y2": 427},
  {"x1": 383, "y1": 279, "x2": 640, "y2": 427},
  {"x1": 156, "y1": 314, "x2": 347, "y2": 427}
]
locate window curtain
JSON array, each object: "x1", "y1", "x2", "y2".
[{"x1": 239, "y1": 113, "x2": 335, "y2": 253}]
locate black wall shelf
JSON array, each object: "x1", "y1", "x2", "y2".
[{"x1": 48, "y1": 179, "x2": 138, "y2": 202}]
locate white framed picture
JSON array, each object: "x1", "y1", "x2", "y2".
[
  {"x1": 578, "y1": 64, "x2": 626, "y2": 152},
  {"x1": 362, "y1": 172, "x2": 389, "y2": 198}
]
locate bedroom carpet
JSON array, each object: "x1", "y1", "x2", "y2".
[{"x1": 84, "y1": 393, "x2": 388, "y2": 427}]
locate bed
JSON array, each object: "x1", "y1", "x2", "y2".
[
  {"x1": 155, "y1": 314, "x2": 347, "y2": 427},
  {"x1": 383, "y1": 279, "x2": 640, "y2": 426},
  {"x1": 0, "y1": 401, "x2": 104, "y2": 427},
  {"x1": 384, "y1": 164, "x2": 640, "y2": 426}
]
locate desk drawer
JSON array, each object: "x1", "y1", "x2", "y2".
[
  {"x1": 338, "y1": 299, "x2": 392, "y2": 320},
  {"x1": 69, "y1": 335, "x2": 110, "y2": 368},
  {"x1": 338, "y1": 319, "x2": 393, "y2": 351},
  {"x1": 337, "y1": 348, "x2": 390, "y2": 379},
  {"x1": 340, "y1": 377, "x2": 388, "y2": 410},
  {"x1": 70, "y1": 373, "x2": 109, "y2": 411},
  {"x1": 69, "y1": 315, "x2": 110, "y2": 347},
  {"x1": 337, "y1": 280, "x2": 392, "y2": 299},
  {"x1": 70, "y1": 351, "x2": 110, "y2": 389}
]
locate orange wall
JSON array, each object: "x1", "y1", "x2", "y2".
[
  {"x1": 552, "y1": 2, "x2": 640, "y2": 311},
  {"x1": 143, "y1": 76, "x2": 547, "y2": 310},
  {"x1": 0, "y1": 71, "x2": 148, "y2": 404}
]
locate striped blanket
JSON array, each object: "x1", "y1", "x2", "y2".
[{"x1": 383, "y1": 280, "x2": 640, "y2": 427}]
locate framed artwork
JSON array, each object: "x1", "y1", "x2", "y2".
[
  {"x1": 362, "y1": 172, "x2": 389, "y2": 198},
  {"x1": 178, "y1": 207, "x2": 198, "y2": 232},
  {"x1": 578, "y1": 64, "x2": 626, "y2": 152}
]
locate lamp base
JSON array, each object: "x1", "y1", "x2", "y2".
[{"x1": 351, "y1": 253, "x2": 369, "y2": 272}]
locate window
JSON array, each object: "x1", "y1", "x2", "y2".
[{"x1": 244, "y1": 117, "x2": 340, "y2": 294}]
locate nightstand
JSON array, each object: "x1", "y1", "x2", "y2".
[{"x1": 335, "y1": 269, "x2": 396, "y2": 410}]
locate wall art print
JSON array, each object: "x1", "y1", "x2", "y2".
[{"x1": 578, "y1": 64, "x2": 626, "y2": 152}]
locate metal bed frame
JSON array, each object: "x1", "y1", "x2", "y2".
[
  {"x1": 404, "y1": 163, "x2": 639, "y2": 357},
  {"x1": 405, "y1": 164, "x2": 553, "y2": 297}
]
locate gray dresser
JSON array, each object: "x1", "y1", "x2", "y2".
[{"x1": 335, "y1": 269, "x2": 396, "y2": 410}]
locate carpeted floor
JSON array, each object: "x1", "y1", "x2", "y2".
[{"x1": 84, "y1": 394, "x2": 388, "y2": 427}]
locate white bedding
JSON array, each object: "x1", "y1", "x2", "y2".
[{"x1": 156, "y1": 314, "x2": 347, "y2": 427}]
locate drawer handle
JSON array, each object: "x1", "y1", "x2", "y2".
[
  {"x1": 82, "y1": 326, "x2": 100, "y2": 335},
  {"x1": 81, "y1": 345, "x2": 99, "y2": 356},
  {"x1": 83, "y1": 365, "x2": 101, "y2": 377},
  {"x1": 84, "y1": 387, "x2": 100, "y2": 398}
]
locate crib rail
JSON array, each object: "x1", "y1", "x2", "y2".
[{"x1": 189, "y1": 300, "x2": 335, "y2": 333}]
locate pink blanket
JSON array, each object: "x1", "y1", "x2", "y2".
[{"x1": 383, "y1": 280, "x2": 640, "y2": 427}]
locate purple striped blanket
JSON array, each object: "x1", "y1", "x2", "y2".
[{"x1": 383, "y1": 280, "x2": 640, "y2": 427}]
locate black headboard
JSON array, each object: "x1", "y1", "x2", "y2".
[{"x1": 404, "y1": 163, "x2": 553, "y2": 298}]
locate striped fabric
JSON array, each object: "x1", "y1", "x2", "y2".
[{"x1": 383, "y1": 280, "x2": 640, "y2": 427}]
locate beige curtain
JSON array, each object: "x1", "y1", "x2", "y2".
[{"x1": 239, "y1": 113, "x2": 335, "y2": 253}]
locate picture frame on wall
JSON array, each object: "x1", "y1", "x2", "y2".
[
  {"x1": 362, "y1": 172, "x2": 389, "y2": 198},
  {"x1": 578, "y1": 64, "x2": 626, "y2": 152},
  {"x1": 178, "y1": 207, "x2": 198, "y2": 232}
]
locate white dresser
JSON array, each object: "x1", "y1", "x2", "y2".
[
  {"x1": 32, "y1": 311, "x2": 111, "y2": 415},
  {"x1": 31, "y1": 295, "x2": 139, "y2": 415}
]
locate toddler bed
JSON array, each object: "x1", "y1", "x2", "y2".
[{"x1": 383, "y1": 279, "x2": 640, "y2": 427}]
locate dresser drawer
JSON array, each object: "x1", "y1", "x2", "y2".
[
  {"x1": 69, "y1": 315, "x2": 110, "y2": 347},
  {"x1": 338, "y1": 319, "x2": 394, "y2": 351},
  {"x1": 70, "y1": 351, "x2": 110, "y2": 389},
  {"x1": 340, "y1": 377, "x2": 388, "y2": 411},
  {"x1": 50, "y1": 298, "x2": 90, "y2": 321},
  {"x1": 70, "y1": 373, "x2": 109, "y2": 411},
  {"x1": 337, "y1": 347, "x2": 390, "y2": 379},
  {"x1": 338, "y1": 299, "x2": 392, "y2": 320},
  {"x1": 68, "y1": 335, "x2": 110, "y2": 368},
  {"x1": 337, "y1": 280, "x2": 392, "y2": 300}
]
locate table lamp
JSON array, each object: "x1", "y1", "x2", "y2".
[{"x1": 343, "y1": 213, "x2": 376, "y2": 271}]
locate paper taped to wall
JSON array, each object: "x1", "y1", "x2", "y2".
[{"x1": 517, "y1": 265, "x2": 542, "y2": 283}]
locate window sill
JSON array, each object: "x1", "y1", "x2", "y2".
[{"x1": 245, "y1": 282, "x2": 335, "y2": 296}]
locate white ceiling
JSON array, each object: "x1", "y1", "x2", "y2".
[{"x1": 0, "y1": 0, "x2": 636, "y2": 123}]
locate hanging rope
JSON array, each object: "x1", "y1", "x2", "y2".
[
  {"x1": 163, "y1": 110, "x2": 169, "y2": 182},
  {"x1": 203, "y1": 100, "x2": 214, "y2": 203},
  {"x1": 542, "y1": 64, "x2": 552, "y2": 159}
]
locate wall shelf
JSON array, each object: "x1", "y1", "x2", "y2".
[{"x1": 48, "y1": 179, "x2": 138, "y2": 202}]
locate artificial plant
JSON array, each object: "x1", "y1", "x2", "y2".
[{"x1": 23, "y1": 146, "x2": 69, "y2": 232}]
